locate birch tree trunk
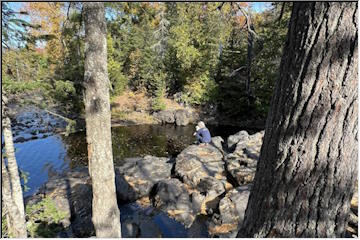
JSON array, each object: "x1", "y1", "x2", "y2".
[
  {"x1": 83, "y1": 2, "x2": 121, "y2": 237},
  {"x1": 2, "y1": 95, "x2": 27, "y2": 238},
  {"x1": 239, "y1": 2, "x2": 358, "y2": 237},
  {"x1": 2, "y1": 158, "x2": 27, "y2": 237}
]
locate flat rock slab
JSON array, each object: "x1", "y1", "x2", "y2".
[
  {"x1": 115, "y1": 155, "x2": 173, "y2": 202},
  {"x1": 175, "y1": 144, "x2": 226, "y2": 188}
]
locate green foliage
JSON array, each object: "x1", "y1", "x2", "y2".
[
  {"x1": 3, "y1": 76, "x2": 52, "y2": 94},
  {"x1": 2, "y1": 2, "x2": 291, "y2": 122},
  {"x1": 150, "y1": 71, "x2": 167, "y2": 111},
  {"x1": 54, "y1": 80, "x2": 76, "y2": 101},
  {"x1": 26, "y1": 197, "x2": 68, "y2": 237},
  {"x1": 107, "y1": 34, "x2": 128, "y2": 95},
  {"x1": 20, "y1": 169, "x2": 31, "y2": 192}
]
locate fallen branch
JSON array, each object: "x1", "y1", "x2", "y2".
[
  {"x1": 229, "y1": 66, "x2": 247, "y2": 77},
  {"x1": 43, "y1": 109, "x2": 74, "y2": 123}
]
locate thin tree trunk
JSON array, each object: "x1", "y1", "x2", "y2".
[
  {"x1": 246, "y1": 26, "x2": 253, "y2": 98},
  {"x1": 2, "y1": 157, "x2": 27, "y2": 237},
  {"x1": 239, "y1": 2, "x2": 358, "y2": 238},
  {"x1": 83, "y1": 2, "x2": 121, "y2": 237},
  {"x1": 2, "y1": 114, "x2": 25, "y2": 218},
  {"x1": 2, "y1": 96, "x2": 27, "y2": 238}
]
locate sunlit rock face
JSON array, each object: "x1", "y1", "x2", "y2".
[
  {"x1": 225, "y1": 131, "x2": 264, "y2": 185},
  {"x1": 115, "y1": 155, "x2": 173, "y2": 202},
  {"x1": 174, "y1": 144, "x2": 226, "y2": 188}
]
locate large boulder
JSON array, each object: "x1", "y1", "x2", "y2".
[
  {"x1": 227, "y1": 130, "x2": 249, "y2": 150},
  {"x1": 153, "y1": 110, "x2": 175, "y2": 124},
  {"x1": 175, "y1": 144, "x2": 226, "y2": 188},
  {"x1": 175, "y1": 109, "x2": 191, "y2": 126},
  {"x1": 225, "y1": 131, "x2": 264, "y2": 185},
  {"x1": 153, "y1": 108, "x2": 199, "y2": 126},
  {"x1": 233, "y1": 131, "x2": 264, "y2": 158},
  {"x1": 150, "y1": 179, "x2": 196, "y2": 228},
  {"x1": 195, "y1": 176, "x2": 226, "y2": 214},
  {"x1": 208, "y1": 184, "x2": 251, "y2": 238},
  {"x1": 115, "y1": 155, "x2": 173, "y2": 202}
]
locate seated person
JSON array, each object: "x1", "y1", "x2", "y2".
[{"x1": 193, "y1": 121, "x2": 211, "y2": 144}]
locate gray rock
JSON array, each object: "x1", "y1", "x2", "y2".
[
  {"x1": 225, "y1": 153, "x2": 257, "y2": 185},
  {"x1": 197, "y1": 176, "x2": 225, "y2": 200},
  {"x1": 211, "y1": 136, "x2": 224, "y2": 152},
  {"x1": 209, "y1": 185, "x2": 251, "y2": 238},
  {"x1": 225, "y1": 131, "x2": 264, "y2": 185},
  {"x1": 175, "y1": 144, "x2": 226, "y2": 188},
  {"x1": 227, "y1": 130, "x2": 249, "y2": 150},
  {"x1": 175, "y1": 109, "x2": 191, "y2": 126},
  {"x1": 233, "y1": 130, "x2": 264, "y2": 157},
  {"x1": 196, "y1": 176, "x2": 226, "y2": 214},
  {"x1": 190, "y1": 192, "x2": 206, "y2": 213},
  {"x1": 150, "y1": 179, "x2": 195, "y2": 228},
  {"x1": 115, "y1": 155, "x2": 173, "y2": 202},
  {"x1": 153, "y1": 110, "x2": 175, "y2": 124},
  {"x1": 189, "y1": 111, "x2": 200, "y2": 123}
]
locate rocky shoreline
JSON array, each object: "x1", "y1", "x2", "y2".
[
  {"x1": 8, "y1": 105, "x2": 356, "y2": 237},
  {"x1": 24, "y1": 130, "x2": 264, "y2": 237},
  {"x1": 24, "y1": 128, "x2": 358, "y2": 237}
]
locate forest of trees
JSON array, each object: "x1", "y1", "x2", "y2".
[
  {"x1": 1, "y1": 1, "x2": 357, "y2": 238},
  {"x1": 2, "y1": 2, "x2": 291, "y2": 121}
]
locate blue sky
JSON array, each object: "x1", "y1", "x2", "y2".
[
  {"x1": 3, "y1": 1, "x2": 271, "y2": 48},
  {"x1": 7, "y1": 2, "x2": 272, "y2": 13},
  {"x1": 251, "y1": 2, "x2": 272, "y2": 12}
]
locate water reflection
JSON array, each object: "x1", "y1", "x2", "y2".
[{"x1": 14, "y1": 136, "x2": 70, "y2": 197}]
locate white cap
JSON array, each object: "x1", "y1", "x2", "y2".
[{"x1": 197, "y1": 121, "x2": 205, "y2": 129}]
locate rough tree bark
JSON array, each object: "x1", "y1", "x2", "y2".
[
  {"x1": 239, "y1": 2, "x2": 358, "y2": 238},
  {"x1": 83, "y1": 2, "x2": 121, "y2": 237},
  {"x1": 2, "y1": 95, "x2": 27, "y2": 237}
]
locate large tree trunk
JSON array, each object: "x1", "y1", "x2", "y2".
[
  {"x1": 2, "y1": 96, "x2": 27, "y2": 238},
  {"x1": 239, "y1": 2, "x2": 358, "y2": 238},
  {"x1": 83, "y1": 2, "x2": 121, "y2": 237}
]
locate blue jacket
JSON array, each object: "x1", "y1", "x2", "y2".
[{"x1": 196, "y1": 127, "x2": 211, "y2": 143}]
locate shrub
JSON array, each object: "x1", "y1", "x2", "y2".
[
  {"x1": 54, "y1": 80, "x2": 76, "y2": 101},
  {"x1": 26, "y1": 196, "x2": 68, "y2": 237}
]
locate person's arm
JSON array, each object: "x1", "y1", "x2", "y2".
[{"x1": 196, "y1": 129, "x2": 204, "y2": 142}]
